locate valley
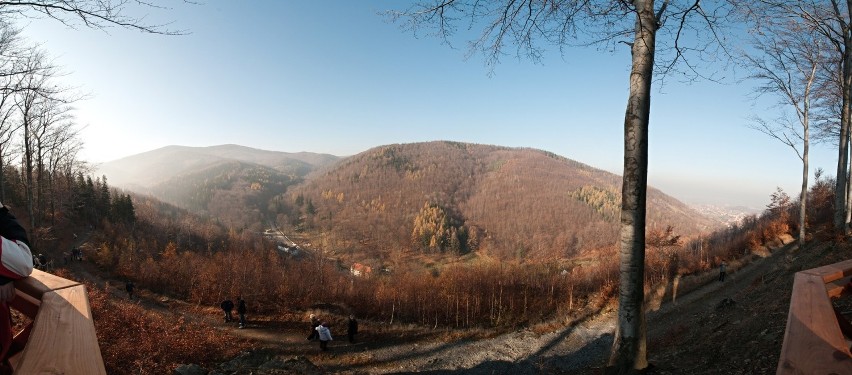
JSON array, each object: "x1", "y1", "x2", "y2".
[{"x1": 83, "y1": 141, "x2": 818, "y2": 374}]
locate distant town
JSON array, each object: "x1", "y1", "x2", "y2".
[{"x1": 691, "y1": 204, "x2": 763, "y2": 227}]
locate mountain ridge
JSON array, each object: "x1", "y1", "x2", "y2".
[
  {"x1": 96, "y1": 141, "x2": 720, "y2": 262},
  {"x1": 97, "y1": 144, "x2": 341, "y2": 189},
  {"x1": 278, "y1": 141, "x2": 721, "y2": 262}
]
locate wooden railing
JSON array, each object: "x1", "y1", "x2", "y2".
[
  {"x1": 6, "y1": 269, "x2": 106, "y2": 374},
  {"x1": 777, "y1": 259, "x2": 852, "y2": 374}
]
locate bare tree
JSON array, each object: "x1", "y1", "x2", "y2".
[
  {"x1": 742, "y1": 1, "x2": 852, "y2": 233},
  {"x1": 32, "y1": 95, "x2": 75, "y2": 224},
  {"x1": 13, "y1": 48, "x2": 62, "y2": 228},
  {"x1": 45, "y1": 118, "x2": 80, "y2": 224},
  {"x1": 0, "y1": 21, "x2": 38, "y2": 202},
  {"x1": 388, "y1": 1, "x2": 736, "y2": 372},
  {"x1": 745, "y1": 19, "x2": 827, "y2": 247},
  {"x1": 0, "y1": 0, "x2": 185, "y2": 34},
  {"x1": 0, "y1": 0, "x2": 179, "y2": 227}
]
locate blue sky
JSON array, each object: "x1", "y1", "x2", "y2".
[{"x1": 16, "y1": 1, "x2": 837, "y2": 208}]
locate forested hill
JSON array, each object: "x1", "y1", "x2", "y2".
[
  {"x1": 97, "y1": 145, "x2": 340, "y2": 227},
  {"x1": 97, "y1": 144, "x2": 340, "y2": 189},
  {"x1": 281, "y1": 141, "x2": 720, "y2": 262}
]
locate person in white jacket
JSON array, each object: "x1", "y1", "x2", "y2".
[
  {"x1": 316, "y1": 322, "x2": 333, "y2": 351},
  {"x1": 0, "y1": 202, "x2": 33, "y2": 362}
]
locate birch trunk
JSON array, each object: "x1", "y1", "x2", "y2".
[
  {"x1": 607, "y1": 0, "x2": 656, "y2": 372},
  {"x1": 801, "y1": 98, "x2": 810, "y2": 247}
]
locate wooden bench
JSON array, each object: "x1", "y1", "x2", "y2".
[
  {"x1": 777, "y1": 259, "x2": 852, "y2": 374},
  {"x1": 6, "y1": 269, "x2": 106, "y2": 374}
]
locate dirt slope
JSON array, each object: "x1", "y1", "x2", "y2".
[{"x1": 641, "y1": 239, "x2": 851, "y2": 375}]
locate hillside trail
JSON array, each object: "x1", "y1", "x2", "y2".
[
  {"x1": 645, "y1": 242, "x2": 795, "y2": 330},
  {"x1": 197, "y1": 242, "x2": 796, "y2": 374},
  {"x1": 59, "y1": 231, "x2": 797, "y2": 374}
]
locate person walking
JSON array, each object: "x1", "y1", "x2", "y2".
[
  {"x1": 719, "y1": 261, "x2": 727, "y2": 282},
  {"x1": 307, "y1": 314, "x2": 320, "y2": 340},
  {"x1": 125, "y1": 281, "x2": 135, "y2": 300},
  {"x1": 316, "y1": 321, "x2": 333, "y2": 351},
  {"x1": 347, "y1": 315, "x2": 358, "y2": 344},
  {"x1": 220, "y1": 298, "x2": 234, "y2": 322},
  {"x1": 237, "y1": 296, "x2": 247, "y2": 328}
]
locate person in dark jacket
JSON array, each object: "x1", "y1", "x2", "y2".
[
  {"x1": 347, "y1": 315, "x2": 358, "y2": 343},
  {"x1": 125, "y1": 280, "x2": 135, "y2": 300},
  {"x1": 220, "y1": 298, "x2": 234, "y2": 322},
  {"x1": 237, "y1": 296, "x2": 247, "y2": 328},
  {"x1": 307, "y1": 313, "x2": 320, "y2": 340}
]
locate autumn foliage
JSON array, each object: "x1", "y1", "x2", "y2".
[
  {"x1": 84, "y1": 279, "x2": 250, "y2": 374},
  {"x1": 280, "y1": 142, "x2": 717, "y2": 262}
]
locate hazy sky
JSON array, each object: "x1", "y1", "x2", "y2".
[{"x1": 17, "y1": 1, "x2": 838, "y2": 208}]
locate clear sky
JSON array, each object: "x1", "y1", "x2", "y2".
[{"x1": 16, "y1": 1, "x2": 838, "y2": 208}]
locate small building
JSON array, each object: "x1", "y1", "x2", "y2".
[{"x1": 350, "y1": 263, "x2": 372, "y2": 277}]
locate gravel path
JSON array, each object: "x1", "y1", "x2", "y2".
[{"x1": 322, "y1": 312, "x2": 616, "y2": 374}]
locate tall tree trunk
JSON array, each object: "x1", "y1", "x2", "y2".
[
  {"x1": 0, "y1": 145, "x2": 5, "y2": 204},
  {"x1": 36, "y1": 148, "x2": 43, "y2": 227},
  {"x1": 608, "y1": 0, "x2": 656, "y2": 372},
  {"x1": 845, "y1": 141, "x2": 851, "y2": 227},
  {"x1": 801, "y1": 114, "x2": 809, "y2": 248},
  {"x1": 837, "y1": 26, "x2": 852, "y2": 233}
]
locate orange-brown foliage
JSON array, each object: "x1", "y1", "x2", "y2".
[
  {"x1": 280, "y1": 142, "x2": 717, "y2": 262},
  {"x1": 84, "y1": 163, "x2": 840, "y2": 338},
  {"x1": 86, "y1": 282, "x2": 249, "y2": 374}
]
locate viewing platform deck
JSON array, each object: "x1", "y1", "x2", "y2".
[{"x1": 7, "y1": 269, "x2": 105, "y2": 374}]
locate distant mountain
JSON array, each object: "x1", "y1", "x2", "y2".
[
  {"x1": 96, "y1": 145, "x2": 341, "y2": 226},
  {"x1": 280, "y1": 141, "x2": 721, "y2": 263},
  {"x1": 97, "y1": 144, "x2": 340, "y2": 189}
]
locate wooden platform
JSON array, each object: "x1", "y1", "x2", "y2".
[
  {"x1": 777, "y1": 259, "x2": 852, "y2": 374},
  {"x1": 6, "y1": 269, "x2": 106, "y2": 374}
]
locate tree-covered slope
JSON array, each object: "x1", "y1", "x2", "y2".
[{"x1": 281, "y1": 141, "x2": 719, "y2": 261}]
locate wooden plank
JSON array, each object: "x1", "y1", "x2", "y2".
[
  {"x1": 802, "y1": 259, "x2": 852, "y2": 283},
  {"x1": 777, "y1": 273, "x2": 852, "y2": 374},
  {"x1": 825, "y1": 275, "x2": 852, "y2": 298},
  {"x1": 13, "y1": 286, "x2": 106, "y2": 375},
  {"x1": 13, "y1": 269, "x2": 79, "y2": 300}
]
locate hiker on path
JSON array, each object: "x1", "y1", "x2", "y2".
[
  {"x1": 220, "y1": 298, "x2": 234, "y2": 322},
  {"x1": 316, "y1": 321, "x2": 333, "y2": 351},
  {"x1": 0, "y1": 202, "x2": 34, "y2": 360},
  {"x1": 125, "y1": 281, "x2": 135, "y2": 300},
  {"x1": 307, "y1": 313, "x2": 320, "y2": 340},
  {"x1": 719, "y1": 261, "x2": 727, "y2": 282},
  {"x1": 347, "y1": 315, "x2": 358, "y2": 343},
  {"x1": 237, "y1": 296, "x2": 247, "y2": 328}
]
